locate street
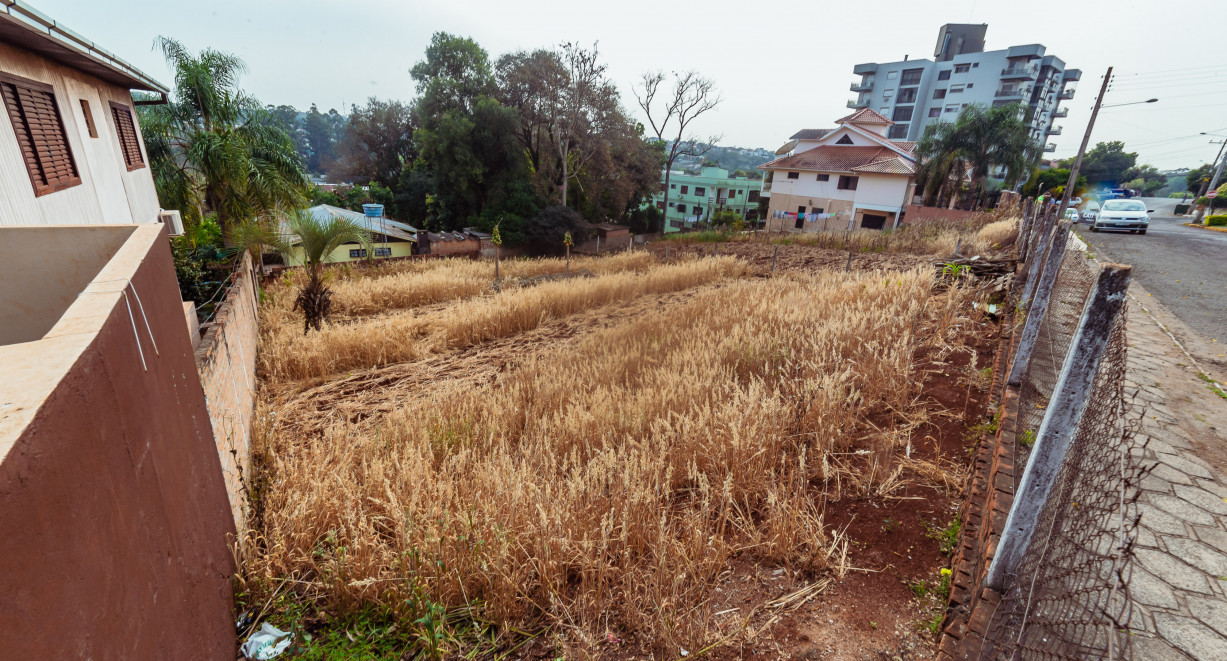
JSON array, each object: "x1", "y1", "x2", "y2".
[{"x1": 1077, "y1": 196, "x2": 1227, "y2": 373}]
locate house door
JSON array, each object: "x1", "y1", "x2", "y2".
[
  {"x1": 861, "y1": 214, "x2": 887, "y2": 230},
  {"x1": 795, "y1": 215, "x2": 805, "y2": 229}
]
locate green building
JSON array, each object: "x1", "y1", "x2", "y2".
[{"x1": 651, "y1": 166, "x2": 762, "y2": 233}]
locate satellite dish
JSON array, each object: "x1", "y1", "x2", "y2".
[{"x1": 776, "y1": 140, "x2": 799, "y2": 155}]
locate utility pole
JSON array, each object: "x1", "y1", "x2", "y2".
[
  {"x1": 1193, "y1": 140, "x2": 1227, "y2": 224},
  {"x1": 1058, "y1": 67, "x2": 1113, "y2": 221}
]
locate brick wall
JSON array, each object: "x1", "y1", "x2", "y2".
[{"x1": 194, "y1": 252, "x2": 259, "y2": 532}]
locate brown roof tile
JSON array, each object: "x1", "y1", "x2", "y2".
[
  {"x1": 835, "y1": 108, "x2": 893, "y2": 125},
  {"x1": 852, "y1": 155, "x2": 916, "y2": 175},
  {"x1": 760, "y1": 145, "x2": 912, "y2": 174},
  {"x1": 789, "y1": 128, "x2": 835, "y2": 140}
]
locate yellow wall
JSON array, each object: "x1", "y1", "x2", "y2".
[{"x1": 282, "y1": 240, "x2": 415, "y2": 267}]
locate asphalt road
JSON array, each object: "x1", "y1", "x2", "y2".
[{"x1": 1076, "y1": 196, "x2": 1226, "y2": 366}]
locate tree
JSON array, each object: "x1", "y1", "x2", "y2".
[
  {"x1": 914, "y1": 103, "x2": 1039, "y2": 209},
  {"x1": 235, "y1": 210, "x2": 371, "y2": 333},
  {"x1": 523, "y1": 205, "x2": 591, "y2": 248},
  {"x1": 302, "y1": 104, "x2": 343, "y2": 174},
  {"x1": 410, "y1": 32, "x2": 496, "y2": 119},
  {"x1": 1186, "y1": 163, "x2": 1216, "y2": 194},
  {"x1": 138, "y1": 37, "x2": 308, "y2": 235},
  {"x1": 634, "y1": 71, "x2": 722, "y2": 236},
  {"x1": 915, "y1": 120, "x2": 968, "y2": 207},
  {"x1": 1078, "y1": 141, "x2": 1138, "y2": 186},
  {"x1": 334, "y1": 98, "x2": 416, "y2": 189},
  {"x1": 1022, "y1": 168, "x2": 1087, "y2": 199}
]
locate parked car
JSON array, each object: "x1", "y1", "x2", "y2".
[
  {"x1": 1081, "y1": 200, "x2": 1100, "y2": 223},
  {"x1": 1090, "y1": 199, "x2": 1152, "y2": 234},
  {"x1": 1064, "y1": 207, "x2": 1080, "y2": 221}
]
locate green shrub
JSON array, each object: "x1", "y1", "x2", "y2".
[{"x1": 1206, "y1": 214, "x2": 1227, "y2": 227}]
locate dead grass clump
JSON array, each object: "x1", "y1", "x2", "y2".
[
  {"x1": 260, "y1": 256, "x2": 743, "y2": 383},
  {"x1": 247, "y1": 267, "x2": 975, "y2": 651},
  {"x1": 760, "y1": 218, "x2": 1014, "y2": 256},
  {"x1": 975, "y1": 218, "x2": 1019, "y2": 251}
]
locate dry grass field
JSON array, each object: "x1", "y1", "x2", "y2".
[{"x1": 242, "y1": 221, "x2": 1012, "y2": 659}]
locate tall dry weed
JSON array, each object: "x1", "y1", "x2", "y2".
[{"x1": 247, "y1": 266, "x2": 975, "y2": 651}]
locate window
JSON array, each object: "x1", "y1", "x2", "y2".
[
  {"x1": 972, "y1": 62, "x2": 979, "y2": 68},
  {"x1": 659, "y1": 183, "x2": 666, "y2": 192},
  {"x1": 817, "y1": 173, "x2": 830, "y2": 181},
  {"x1": 656, "y1": 202, "x2": 665, "y2": 210},
  {"x1": 837, "y1": 175, "x2": 859, "y2": 190},
  {"x1": 110, "y1": 102, "x2": 144, "y2": 170},
  {"x1": 677, "y1": 204, "x2": 687, "y2": 213},
  {"x1": 79, "y1": 99, "x2": 98, "y2": 138},
  {"x1": 785, "y1": 172, "x2": 799, "y2": 179},
  {"x1": 933, "y1": 88, "x2": 947, "y2": 100},
  {"x1": 729, "y1": 189, "x2": 737, "y2": 197},
  {"x1": 928, "y1": 107, "x2": 942, "y2": 118},
  {"x1": 901, "y1": 68, "x2": 923, "y2": 85},
  {"x1": 966, "y1": 83, "x2": 974, "y2": 89},
  {"x1": 797, "y1": 205, "x2": 807, "y2": 214},
  {"x1": 938, "y1": 70, "x2": 951, "y2": 81},
  {"x1": 950, "y1": 84, "x2": 965, "y2": 93},
  {"x1": 0, "y1": 74, "x2": 81, "y2": 196},
  {"x1": 954, "y1": 64, "x2": 970, "y2": 73},
  {"x1": 882, "y1": 89, "x2": 894, "y2": 100},
  {"x1": 897, "y1": 87, "x2": 917, "y2": 103},
  {"x1": 888, "y1": 124, "x2": 909, "y2": 139},
  {"x1": 670, "y1": 183, "x2": 676, "y2": 188},
  {"x1": 836, "y1": 135, "x2": 854, "y2": 145},
  {"x1": 694, "y1": 186, "x2": 706, "y2": 196},
  {"x1": 748, "y1": 190, "x2": 759, "y2": 202},
  {"x1": 886, "y1": 71, "x2": 898, "y2": 80},
  {"x1": 945, "y1": 104, "x2": 960, "y2": 113},
  {"x1": 680, "y1": 185, "x2": 688, "y2": 194},
  {"x1": 669, "y1": 202, "x2": 675, "y2": 207},
  {"x1": 892, "y1": 106, "x2": 913, "y2": 122}
]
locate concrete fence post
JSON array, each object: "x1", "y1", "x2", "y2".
[
  {"x1": 1008, "y1": 221, "x2": 1072, "y2": 386},
  {"x1": 771, "y1": 244, "x2": 778, "y2": 275},
  {"x1": 1019, "y1": 210, "x2": 1058, "y2": 307},
  {"x1": 986, "y1": 263, "x2": 1132, "y2": 591}
]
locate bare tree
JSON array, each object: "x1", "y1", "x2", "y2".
[
  {"x1": 555, "y1": 42, "x2": 612, "y2": 208},
  {"x1": 634, "y1": 71, "x2": 722, "y2": 231}
]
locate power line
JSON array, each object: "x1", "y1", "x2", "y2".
[{"x1": 1112, "y1": 63, "x2": 1227, "y2": 77}]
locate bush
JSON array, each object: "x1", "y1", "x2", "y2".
[{"x1": 1207, "y1": 214, "x2": 1227, "y2": 227}]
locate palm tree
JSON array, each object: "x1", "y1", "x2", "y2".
[
  {"x1": 138, "y1": 37, "x2": 308, "y2": 235},
  {"x1": 914, "y1": 103, "x2": 1040, "y2": 210},
  {"x1": 915, "y1": 121, "x2": 967, "y2": 208},
  {"x1": 235, "y1": 210, "x2": 372, "y2": 334}
]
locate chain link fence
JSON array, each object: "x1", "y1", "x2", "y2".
[{"x1": 970, "y1": 203, "x2": 1151, "y2": 660}]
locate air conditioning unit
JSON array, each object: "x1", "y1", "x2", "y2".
[{"x1": 158, "y1": 209, "x2": 184, "y2": 236}]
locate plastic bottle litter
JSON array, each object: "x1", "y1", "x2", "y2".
[{"x1": 240, "y1": 622, "x2": 294, "y2": 660}]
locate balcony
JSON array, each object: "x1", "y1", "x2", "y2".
[
  {"x1": 1053, "y1": 107, "x2": 1069, "y2": 118},
  {"x1": 1044, "y1": 142, "x2": 1057, "y2": 152},
  {"x1": 1046, "y1": 125, "x2": 1063, "y2": 135},
  {"x1": 760, "y1": 182, "x2": 771, "y2": 193},
  {"x1": 1000, "y1": 65, "x2": 1037, "y2": 80},
  {"x1": 995, "y1": 88, "x2": 1027, "y2": 101},
  {"x1": 1059, "y1": 88, "x2": 1075, "y2": 100},
  {"x1": 847, "y1": 97, "x2": 869, "y2": 108},
  {"x1": 852, "y1": 62, "x2": 877, "y2": 75},
  {"x1": 1063, "y1": 68, "x2": 1082, "y2": 82},
  {"x1": 850, "y1": 80, "x2": 873, "y2": 92}
]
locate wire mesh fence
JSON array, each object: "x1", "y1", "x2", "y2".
[{"x1": 975, "y1": 203, "x2": 1150, "y2": 660}]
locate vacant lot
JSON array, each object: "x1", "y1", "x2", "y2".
[{"x1": 243, "y1": 220, "x2": 1012, "y2": 659}]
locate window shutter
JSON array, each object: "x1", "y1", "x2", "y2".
[
  {"x1": 110, "y1": 102, "x2": 144, "y2": 170},
  {"x1": 0, "y1": 75, "x2": 81, "y2": 196}
]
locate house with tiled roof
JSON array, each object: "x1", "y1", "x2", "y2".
[{"x1": 759, "y1": 108, "x2": 917, "y2": 231}]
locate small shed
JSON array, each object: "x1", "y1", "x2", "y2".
[
  {"x1": 594, "y1": 223, "x2": 631, "y2": 251},
  {"x1": 419, "y1": 230, "x2": 481, "y2": 257}
]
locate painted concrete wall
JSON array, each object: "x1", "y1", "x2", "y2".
[
  {"x1": 283, "y1": 240, "x2": 415, "y2": 266},
  {"x1": 195, "y1": 252, "x2": 259, "y2": 531},
  {"x1": 0, "y1": 223, "x2": 236, "y2": 659},
  {"x1": 0, "y1": 42, "x2": 161, "y2": 226}
]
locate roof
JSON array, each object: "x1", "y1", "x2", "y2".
[
  {"x1": 759, "y1": 145, "x2": 914, "y2": 176},
  {"x1": 835, "y1": 108, "x2": 893, "y2": 126},
  {"x1": 595, "y1": 223, "x2": 628, "y2": 232},
  {"x1": 423, "y1": 231, "x2": 477, "y2": 243},
  {"x1": 295, "y1": 205, "x2": 418, "y2": 242},
  {"x1": 0, "y1": 2, "x2": 168, "y2": 94},
  {"x1": 789, "y1": 128, "x2": 835, "y2": 140},
  {"x1": 892, "y1": 141, "x2": 916, "y2": 154}
]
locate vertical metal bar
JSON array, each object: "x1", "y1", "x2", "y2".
[
  {"x1": 986, "y1": 263, "x2": 1132, "y2": 591},
  {"x1": 1008, "y1": 221, "x2": 1072, "y2": 386}
]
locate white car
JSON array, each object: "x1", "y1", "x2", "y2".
[
  {"x1": 1064, "y1": 208, "x2": 1080, "y2": 221},
  {"x1": 1090, "y1": 199, "x2": 1152, "y2": 234}
]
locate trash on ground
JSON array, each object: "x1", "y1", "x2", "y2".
[{"x1": 240, "y1": 622, "x2": 294, "y2": 660}]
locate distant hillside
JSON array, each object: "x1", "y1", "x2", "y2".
[{"x1": 671, "y1": 144, "x2": 775, "y2": 179}]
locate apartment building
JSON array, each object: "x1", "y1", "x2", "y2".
[
  {"x1": 652, "y1": 165, "x2": 761, "y2": 232},
  {"x1": 847, "y1": 24, "x2": 1079, "y2": 151}
]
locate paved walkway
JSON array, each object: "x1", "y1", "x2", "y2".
[{"x1": 1122, "y1": 288, "x2": 1227, "y2": 660}]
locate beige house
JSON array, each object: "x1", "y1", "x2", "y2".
[
  {"x1": 759, "y1": 108, "x2": 917, "y2": 231},
  {"x1": 0, "y1": 2, "x2": 168, "y2": 226}
]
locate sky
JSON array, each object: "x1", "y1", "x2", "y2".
[{"x1": 33, "y1": 0, "x2": 1227, "y2": 170}]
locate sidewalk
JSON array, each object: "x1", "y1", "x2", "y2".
[{"x1": 1122, "y1": 285, "x2": 1227, "y2": 660}]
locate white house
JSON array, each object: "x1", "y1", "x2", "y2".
[
  {"x1": 0, "y1": 2, "x2": 168, "y2": 226},
  {"x1": 759, "y1": 108, "x2": 917, "y2": 231}
]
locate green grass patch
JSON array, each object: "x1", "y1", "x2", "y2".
[
  {"x1": 1197, "y1": 373, "x2": 1227, "y2": 400},
  {"x1": 926, "y1": 519, "x2": 961, "y2": 557}
]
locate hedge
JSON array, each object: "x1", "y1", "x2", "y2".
[{"x1": 1207, "y1": 214, "x2": 1227, "y2": 227}]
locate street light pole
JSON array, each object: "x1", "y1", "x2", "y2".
[
  {"x1": 1194, "y1": 139, "x2": 1227, "y2": 224},
  {"x1": 1058, "y1": 67, "x2": 1113, "y2": 221}
]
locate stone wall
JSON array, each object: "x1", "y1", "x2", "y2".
[{"x1": 195, "y1": 252, "x2": 259, "y2": 532}]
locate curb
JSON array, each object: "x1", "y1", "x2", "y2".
[{"x1": 1182, "y1": 223, "x2": 1227, "y2": 233}]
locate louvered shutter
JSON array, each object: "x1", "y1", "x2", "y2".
[
  {"x1": 110, "y1": 102, "x2": 144, "y2": 170},
  {"x1": 0, "y1": 75, "x2": 81, "y2": 196}
]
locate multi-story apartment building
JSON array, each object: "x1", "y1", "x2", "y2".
[
  {"x1": 652, "y1": 166, "x2": 761, "y2": 232},
  {"x1": 847, "y1": 24, "x2": 1079, "y2": 152}
]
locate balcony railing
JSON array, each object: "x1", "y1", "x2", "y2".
[
  {"x1": 1053, "y1": 107, "x2": 1069, "y2": 118},
  {"x1": 1000, "y1": 66, "x2": 1037, "y2": 80},
  {"x1": 761, "y1": 182, "x2": 772, "y2": 193},
  {"x1": 850, "y1": 80, "x2": 873, "y2": 92},
  {"x1": 1044, "y1": 143, "x2": 1057, "y2": 152},
  {"x1": 1046, "y1": 125, "x2": 1063, "y2": 135},
  {"x1": 847, "y1": 98, "x2": 869, "y2": 108},
  {"x1": 1059, "y1": 88, "x2": 1075, "y2": 100},
  {"x1": 995, "y1": 89, "x2": 1027, "y2": 100}
]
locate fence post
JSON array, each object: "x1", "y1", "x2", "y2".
[
  {"x1": 1019, "y1": 210, "x2": 1058, "y2": 307},
  {"x1": 771, "y1": 244, "x2": 779, "y2": 275},
  {"x1": 845, "y1": 250, "x2": 853, "y2": 273},
  {"x1": 1008, "y1": 221, "x2": 1072, "y2": 386},
  {"x1": 986, "y1": 263, "x2": 1132, "y2": 591}
]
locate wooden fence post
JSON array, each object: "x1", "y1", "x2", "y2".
[
  {"x1": 1008, "y1": 221, "x2": 1072, "y2": 386},
  {"x1": 1019, "y1": 210, "x2": 1058, "y2": 306},
  {"x1": 845, "y1": 250, "x2": 853, "y2": 273},
  {"x1": 771, "y1": 244, "x2": 778, "y2": 275},
  {"x1": 986, "y1": 263, "x2": 1132, "y2": 591}
]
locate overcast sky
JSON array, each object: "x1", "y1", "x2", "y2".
[{"x1": 36, "y1": 0, "x2": 1227, "y2": 170}]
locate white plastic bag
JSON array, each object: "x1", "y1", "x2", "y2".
[{"x1": 240, "y1": 622, "x2": 294, "y2": 660}]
